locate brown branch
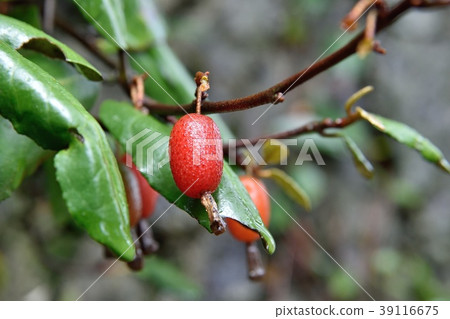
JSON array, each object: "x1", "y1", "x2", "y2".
[
  {"x1": 142, "y1": 0, "x2": 449, "y2": 115},
  {"x1": 411, "y1": 0, "x2": 450, "y2": 7},
  {"x1": 223, "y1": 113, "x2": 362, "y2": 154},
  {"x1": 54, "y1": 0, "x2": 449, "y2": 116},
  {"x1": 117, "y1": 49, "x2": 130, "y2": 92}
]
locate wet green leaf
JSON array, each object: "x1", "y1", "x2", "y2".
[
  {"x1": 53, "y1": 126, "x2": 134, "y2": 261},
  {"x1": 343, "y1": 135, "x2": 374, "y2": 179},
  {"x1": 20, "y1": 50, "x2": 100, "y2": 110},
  {"x1": 7, "y1": 4, "x2": 41, "y2": 29},
  {"x1": 0, "y1": 42, "x2": 134, "y2": 261},
  {"x1": 0, "y1": 14, "x2": 102, "y2": 81},
  {"x1": 74, "y1": 0, "x2": 164, "y2": 50},
  {"x1": 130, "y1": 44, "x2": 195, "y2": 105},
  {"x1": 0, "y1": 116, "x2": 48, "y2": 201},
  {"x1": 259, "y1": 168, "x2": 311, "y2": 211},
  {"x1": 358, "y1": 107, "x2": 450, "y2": 173},
  {"x1": 99, "y1": 100, "x2": 276, "y2": 254},
  {"x1": 0, "y1": 42, "x2": 79, "y2": 149}
]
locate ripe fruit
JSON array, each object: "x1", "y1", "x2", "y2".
[
  {"x1": 228, "y1": 176, "x2": 270, "y2": 280},
  {"x1": 227, "y1": 176, "x2": 271, "y2": 243},
  {"x1": 169, "y1": 113, "x2": 225, "y2": 234},
  {"x1": 120, "y1": 154, "x2": 158, "y2": 222},
  {"x1": 169, "y1": 71, "x2": 225, "y2": 234},
  {"x1": 169, "y1": 113, "x2": 223, "y2": 198}
]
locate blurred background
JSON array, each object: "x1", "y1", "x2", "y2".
[{"x1": 0, "y1": 0, "x2": 449, "y2": 300}]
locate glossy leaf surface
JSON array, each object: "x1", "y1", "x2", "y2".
[
  {"x1": 100, "y1": 100, "x2": 276, "y2": 254},
  {"x1": 0, "y1": 42, "x2": 134, "y2": 261},
  {"x1": 0, "y1": 116, "x2": 48, "y2": 201},
  {"x1": 358, "y1": 108, "x2": 450, "y2": 173},
  {"x1": 0, "y1": 14, "x2": 102, "y2": 81}
]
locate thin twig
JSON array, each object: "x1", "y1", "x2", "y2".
[
  {"x1": 54, "y1": 0, "x2": 449, "y2": 116},
  {"x1": 118, "y1": 49, "x2": 130, "y2": 92},
  {"x1": 411, "y1": 0, "x2": 450, "y2": 7},
  {"x1": 141, "y1": 0, "x2": 448, "y2": 114},
  {"x1": 223, "y1": 113, "x2": 362, "y2": 153}
]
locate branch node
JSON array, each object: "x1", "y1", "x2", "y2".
[
  {"x1": 341, "y1": 0, "x2": 374, "y2": 31},
  {"x1": 273, "y1": 92, "x2": 285, "y2": 104},
  {"x1": 323, "y1": 118, "x2": 334, "y2": 126},
  {"x1": 373, "y1": 40, "x2": 387, "y2": 54},
  {"x1": 357, "y1": 9, "x2": 378, "y2": 59}
]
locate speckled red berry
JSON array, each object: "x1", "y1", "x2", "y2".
[
  {"x1": 227, "y1": 176, "x2": 271, "y2": 243},
  {"x1": 169, "y1": 114, "x2": 223, "y2": 198}
]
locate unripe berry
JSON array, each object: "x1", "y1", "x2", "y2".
[
  {"x1": 134, "y1": 164, "x2": 158, "y2": 219},
  {"x1": 227, "y1": 176, "x2": 271, "y2": 243},
  {"x1": 169, "y1": 113, "x2": 223, "y2": 198},
  {"x1": 120, "y1": 154, "x2": 159, "y2": 223},
  {"x1": 119, "y1": 162, "x2": 142, "y2": 227}
]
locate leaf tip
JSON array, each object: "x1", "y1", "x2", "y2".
[{"x1": 439, "y1": 158, "x2": 450, "y2": 174}]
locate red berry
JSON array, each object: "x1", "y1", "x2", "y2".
[
  {"x1": 169, "y1": 114, "x2": 223, "y2": 198},
  {"x1": 138, "y1": 174, "x2": 158, "y2": 219},
  {"x1": 227, "y1": 176, "x2": 271, "y2": 243},
  {"x1": 120, "y1": 154, "x2": 159, "y2": 222}
]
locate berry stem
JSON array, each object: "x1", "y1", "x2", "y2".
[
  {"x1": 127, "y1": 237, "x2": 144, "y2": 271},
  {"x1": 136, "y1": 219, "x2": 159, "y2": 255},
  {"x1": 130, "y1": 74, "x2": 148, "y2": 113},
  {"x1": 246, "y1": 242, "x2": 265, "y2": 280},
  {"x1": 200, "y1": 192, "x2": 226, "y2": 235},
  {"x1": 194, "y1": 71, "x2": 210, "y2": 114},
  {"x1": 196, "y1": 86, "x2": 202, "y2": 114}
]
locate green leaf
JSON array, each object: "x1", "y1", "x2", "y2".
[
  {"x1": 20, "y1": 49, "x2": 100, "y2": 110},
  {"x1": 259, "y1": 168, "x2": 312, "y2": 211},
  {"x1": 342, "y1": 135, "x2": 374, "y2": 179},
  {"x1": 44, "y1": 159, "x2": 73, "y2": 226},
  {"x1": 116, "y1": 1, "x2": 276, "y2": 250},
  {"x1": 99, "y1": 100, "x2": 276, "y2": 254},
  {"x1": 0, "y1": 14, "x2": 102, "y2": 81},
  {"x1": 130, "y1": 44, "x2": 195, "y2": 104},
  {"x1": 0, "y1": 41, "x2": 80, "y2": 150},
  {"x1": 74, "y1": 0, "x2": 164, "y2": 50},
  {"x1": 0, "y1": 116, "x2": 49, "y2": 201},
  {"x1": 53, "y1": 126, "x2": 134, "y2": 261},
  {"x1": 357, "y1": 107, "x2": 450, "y2": 173},
  {"x1": 125, "y1": 1, "x2": 236, "y2": 144},
  {"x1": 7, "y1": 4, "x2": 41, "y2": 29},
  {"x1": 0, "y1": 42, "x2": 134, "y2": 261}
]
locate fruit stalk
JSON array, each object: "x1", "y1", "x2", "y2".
[
  {"x1": 246, "y1": 242, "x2": 265, "y2": 280},
  {"x1": 169, "y1": 71, "x2": 225, "y2": 235},
  {"x1": 136, "y1": 219, "x2": 159, "y2": 255},
  {"x1": 200, "y1": 192, "x2": 226, "y2": 235}
]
